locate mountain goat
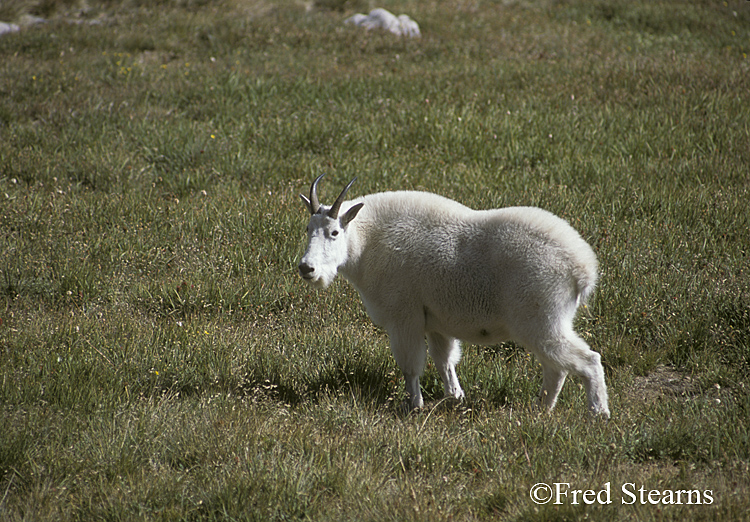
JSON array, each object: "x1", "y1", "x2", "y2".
[{"x1": 298, "y1": 175, "x2": 609, "y2": 418}]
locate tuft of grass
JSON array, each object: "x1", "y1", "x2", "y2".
[{"x1": 1, "y1": 0, "x2": 749, "y2": 520}]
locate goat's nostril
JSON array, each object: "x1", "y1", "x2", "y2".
[{"x1": 298, "y1": 263, "x2": 314, "y2": 276}]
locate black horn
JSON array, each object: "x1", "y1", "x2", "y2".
[
  {"x1": 308, "y1": 174, "x2": 324, "y2": 214},
  {"x1": 328, "y1": 178, "x2": 357, "y2": 219}
]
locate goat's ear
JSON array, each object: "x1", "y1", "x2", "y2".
[
  {"x1": 299, "y1": 194, "x2": 313, "y2": 214},
  {"x1": 341, "y1": 202, "x2": 364, "y2": 227}
]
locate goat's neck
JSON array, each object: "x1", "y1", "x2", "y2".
[{"x1": 339, "y1": 219, "x2": 367, "y2": 285}]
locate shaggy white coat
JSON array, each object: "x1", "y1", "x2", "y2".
[{"x1": 299, "y1": 188, "x2": 609, "y2": 417}]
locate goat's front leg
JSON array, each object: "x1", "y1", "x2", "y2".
[{"x1": 388, "y1": 325, "x2": 427, "y2": 410}]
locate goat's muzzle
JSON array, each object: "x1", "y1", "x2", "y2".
[{"x1": 298, "y1": 262, "x2": 315, "y2": 279}]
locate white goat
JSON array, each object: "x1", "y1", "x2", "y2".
[{"x1": 298, "y1": 175, "x2": 609, "y2": 418}]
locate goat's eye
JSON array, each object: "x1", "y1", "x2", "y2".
[{"x1": 331, "y1": 230, "x2": 339, "y2": 237}]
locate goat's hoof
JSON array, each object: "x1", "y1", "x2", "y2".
[
  {"x1": 590, "y1": 407, "x2": 611, "y2": 420},
  {"x1": 398, "y1": 399, "x2": 423, "y2": 415}
]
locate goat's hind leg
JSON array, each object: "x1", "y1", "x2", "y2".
[
  {"x1": 544, "y1": 330, "x2": 610, "y2": 418},
  {"x1": 576, "y1": 345, "x2": 609, "y2": 418},
  {"x1": 538, "y1": 360, "x2": 568, "y2": 412},
  {"x1": 427, "y1": 332, "x2": 465, "y2": 400}
]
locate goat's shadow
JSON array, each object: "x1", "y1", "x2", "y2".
[
  {"x1": 240, "y1": 357, "x2": 400, "y2": 408},
  {"x1": 240, "y1": 359, "x2": 522, "y2": 417}
]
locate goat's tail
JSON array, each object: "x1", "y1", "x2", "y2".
[{"x1": 572, "y1": 253, "x2": 599, "y2": 309}]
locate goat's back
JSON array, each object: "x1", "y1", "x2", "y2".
[
  {"x1": 344, "y1": 191, "x2": 597, "y2": 325},
  {"x1": 352, "y1": 191, "x2": 595, "y2": 275}
]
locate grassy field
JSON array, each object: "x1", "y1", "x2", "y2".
[{"x1": 1, "y1": 0, "x2": 749, "y2": 520}]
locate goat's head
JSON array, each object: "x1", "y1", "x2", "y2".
[{"x1": 298, "y1": 175, "x2": 364, "y2": 288}]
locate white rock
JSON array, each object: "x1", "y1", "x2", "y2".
[
  {"x1": 0, "y1": 22, "x2": 20, "y2": 37},
  {"x1": 345, "y1": 8, "x2": 420, "y2": 38}
]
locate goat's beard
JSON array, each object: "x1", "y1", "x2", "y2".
[{"x1": 302, "y1": 273, "x2": 335, "y2": 290}]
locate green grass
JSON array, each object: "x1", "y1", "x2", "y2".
[{"x1": 1, "y1": 0, "x2": 749, "y2": 520}]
